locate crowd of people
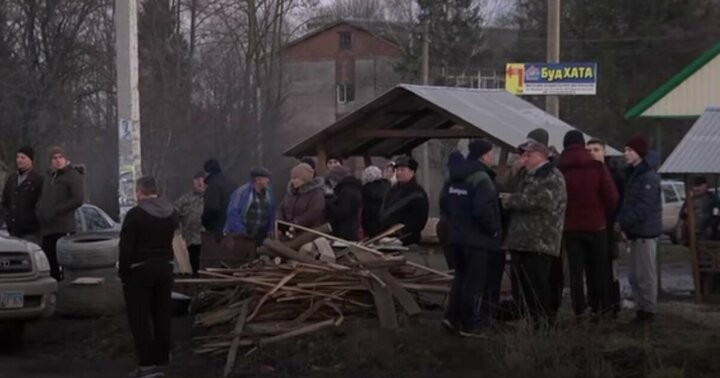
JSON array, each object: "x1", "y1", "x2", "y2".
[{"x1": 0, "y1": 128, "x2": 686, "y2": 376}]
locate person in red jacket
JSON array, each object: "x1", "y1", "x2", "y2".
[{"x1": 558, "y1": 130, "x2": 619, "y2": 320}]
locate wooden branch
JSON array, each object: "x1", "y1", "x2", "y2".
[
  {"x1": 223, "y1": 300, "x2": 249, "y2": 378},
  {"x1": 247, "y1": 271, "x2": 298, "y2": 322}
]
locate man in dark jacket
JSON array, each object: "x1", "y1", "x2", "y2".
[
  {"x1": 559, "y1": 131, "x2": 619, "y2": 319},
  {"x1": 1, "y1": 146, "x2": 44, "y2": 243},
  {"x1": 378, "y1": 156, "x2": 429, "y2": 246},
  {"x1": 201, "y1": 158, "x2": 237, "y2": 239},
  {"x1": 617, "y1": 135, "x2": 662, "y2": 323},
  {"x1": 36, "y1": 146, "x2": 84, "y2": 280},
  {"x1": 325, "y1": 166, "x2": 363, "y2": 241},
  {"x1": 680, "y1": 177, "x2": 720, "y2": 242},
  {"x1": 441, "y1": 140, "x2": 502, "y2": 337},
  {"x1": 119, "y1": 177, "x2": 179, "y2": 377},
  {"x1": 361, "y1": 166, "x2": 391, "y2": 238},
  {"x1": 437, "y1": 151, "x2": 465, "y2": 270}
]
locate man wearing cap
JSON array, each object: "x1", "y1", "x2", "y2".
[
  {"x1": 501, "y1": 139, "x2": 566, "y2": 326},
  {"x1": 175, "y1": 171, "x2": 206, "y2": 275},
  {"x1": 558, "y1": 131, "x2": 618, "y2": 320},
  {"x1": 441, "y1": 140, "x2": 502, "y2": 336},
  {"x1": 617, "y1": 135, "x2": 662, "y2": 323},
  {"x1": 36, "y1": 146, "x2": 85, "y2": 280},
  {"x1": 1, "y1": 146, "x2": 44, "y2": 243},
  {"x1": 201, "y1": 158, "x2": 237, "y2": 240},
  {"x1": 224, "y1": 167, "x2": 276, "y2": 248},
  {"x1": 378, "y1": 156, "x2": 429, "y2": 246}
]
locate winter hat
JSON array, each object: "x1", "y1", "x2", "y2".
[
  {"x1": 467, "y1": 139, "x2": 493, "y2": 160},
  {"x1": 518, "y1": 139, "x2": 550, "y2": 156},
  {"x1": 361, "y1": 166, "x2": 383, "y2": 185},
  {"x1": 446, "y1": 151, "x2": 464, "y2": 168},
  {"x1": 291, "y1": 163, "x2": 314, "y2": 183},
  {"x1": 193, "y1": 171, "x2": 206, "y2": 179},
  {"x1": 48, "y1": 146, "x2": 66, "y2": 160},
  {"x1": 17, "y1": 146, "x2": 34, "y2": 161},
  {"x1": 327, "y1": 154, "x2": 343, "y2": 164},
  {"x1": 395, "y1": 156, "x2": 419, "y2": 171},
  {"x1": 527, "y1": 128, "x2": 549, "y2": 147},
  {"x1": 250, "y1": 167, "x2": 272, "y2": 179},
  {"x1": 300, "y1": 157, "x2": 316, "y2": 170},
  {"x1": 563, "y1": 130, "x2": 585, "y2": 148},
  {"x1": 204, "y1": 158, "x2": 222, "y2": 174},
  {"x1": 626, "y1": 135, "x2": 649, "y2": 158},
  {"x1": 325, "y1": 165, "x2": 351, "y2": 184}
]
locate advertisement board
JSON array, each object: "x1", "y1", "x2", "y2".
[{"x1": 505, "y1": 62, "x2": 597, "y2": 95}]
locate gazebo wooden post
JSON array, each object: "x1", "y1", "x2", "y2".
[
  {"x1": 497, "y1": 148, "x2": 510, "y2": 176},
  {"x1": 317, "y1": 144, "x2": 328, "y2": 176},
  {"x1": 686, "y1": 173, "x2": 703, "y2": 302},
  {"x1": 363, "y1": 154, "x2": 372, "y2": 167}
]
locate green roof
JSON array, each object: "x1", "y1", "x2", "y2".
[{"x1": 625, "y1": 42, "x2": 720, "y2": 119}]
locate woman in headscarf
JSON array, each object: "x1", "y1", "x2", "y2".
[{"x1": 361, "y1": 166, "x2": 391, "y2": 238}]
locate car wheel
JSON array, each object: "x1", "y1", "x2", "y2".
[
  {"x1": 57, "y1": 232, "x2": 119, "y2": 270},
  {"x1": 56, "y1": 279, "x2": 125, "y2": 317},
  {"x1": 64, "y1": 266, "x2": 119, "y2": 282}
]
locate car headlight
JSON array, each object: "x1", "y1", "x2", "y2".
[{"x1": 33, "y1": 250, "x2": 51, "y2": 273}]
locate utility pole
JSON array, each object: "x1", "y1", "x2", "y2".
[
  {"x1": 546, "y1": 0, "x2": 560, "y2": 117},
  {"x1": 116, "y1": 0, "x2": 142, "y2": 219},
  {"x1": 420, "y1": 19, "x2": 431, "y2": 193}
]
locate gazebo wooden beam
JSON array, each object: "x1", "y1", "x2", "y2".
[{"x1": 352, "y1": 128, "x2": 485, "y2": 139}]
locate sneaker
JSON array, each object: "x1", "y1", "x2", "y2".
[
  {"x1": 458, "y1": 328, "x2": 487, "y2": 339},
  {"x1": 441, "y1": 319, "x2": 457, "y2": 334},
  {"x1": 126, "y1": 366, "x2": 164, "y2": 378}
]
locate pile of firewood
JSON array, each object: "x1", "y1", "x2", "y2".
[{"x1": 175, "y1": 222, "x2": 452, "y2": 377}]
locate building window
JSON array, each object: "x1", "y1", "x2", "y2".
[
  {"x1": 337, "y1": 83, "x2": 355, "y2": 103},
  {"x1": 338, "y1": 32, "x2": 352, "y2": 50}
]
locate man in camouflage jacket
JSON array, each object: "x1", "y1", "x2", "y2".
[
  {"x1": 502, "y1": 139, "x2": 567, "y2": 326},
  {"x1": 176, "y1": 172, "x2": 206, "y2": 274}
]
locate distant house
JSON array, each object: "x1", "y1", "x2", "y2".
[{"x1": 279, "y1": 20, "x2": 404, "y2": 156}]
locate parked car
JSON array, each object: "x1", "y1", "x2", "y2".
[
  {"x1": 661, "y1": 180, "x2": 685, "y2": 244},
  {"x1": 0, "y1": 234, "x2": 57, "y2": 352}
]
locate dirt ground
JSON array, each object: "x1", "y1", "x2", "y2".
[{"x1": 2, "y1": 244, "x2": 718, "y2": 378}]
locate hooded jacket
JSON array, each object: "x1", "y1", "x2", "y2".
[
  {"x1": 278, "y1": 177, "x2": 326, "y2": 228},
  {"x1": 440, "y1": 159, "x2": 502, "y2": 250},
  {"x1": 378, "y1": 178, "x2": 429, "y2": 245},
  {"x1": 119, "y1": 197, "x2": 180, "y2": 281},
  {"x1": 558, "y1": 145, "x2": 619, "y2": 232},
  {"x1": 617, "y1": 160, "x2": 662, "y2": 239},
  {"x1": 202, "y1": 171, "x2": 237, "y2": 236},
  {"x1": 36, "y1": 164, "x2": 84, "y2": 236},
  {"x1": 327, "y1": 176, "x2": 363, "y2": 241},
  {"x1": 362, "y1": 179, "x2": 391, "y2": 237},
  {"x1": 1, "y1": 168, "x2": 44, "y2": 236}
]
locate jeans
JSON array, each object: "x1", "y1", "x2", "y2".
[
  {"x1": 123, "y1": 262, "x2": 174, "y2": 367},
  {"x1": 445, "y1": 246, "x2": 488, "y2": 331}
]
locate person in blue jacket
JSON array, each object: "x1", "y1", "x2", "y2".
[
  {"x1": 224, "y1": 167, "x2": 276, "y2": 245},
  {"x1": 616, "y1": 136, "x2": 662, "y2": 324},
  {"x1": 440, "y1": 139, "x2": 502, "y2": 337}
]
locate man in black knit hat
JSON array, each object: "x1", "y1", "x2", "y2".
[
  {"x1": 1, "y1": 146, "x2": 44, "y2": 243},
  {"x1": 441, "y1": 139, "x2": 502, "y2": 336}
]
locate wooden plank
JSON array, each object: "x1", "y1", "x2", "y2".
[
  {"x1": 247, "y1": 272, "x2": 298, "y2": 322},
  {"x1": 263, "y1": 239, "x2": 318, "y2": 264},
  {"x1": 362, "y1": 277, "x2": 398, "y2": 329},
  {"x1": 314, "y1": 238, "x2": 336, "y2": 263},
  {"x1": 686, "y1": 176, "x2": 703, "y2": 302},
  {"x1": 361, "y1": 224, "x2": 405, "y2": 246},
  {"x1": 223, "y1": 300, "x2": 249, "y2": 378},
  {"x1": 173, "y1": 233, "x2": 193, "y2": 274}
]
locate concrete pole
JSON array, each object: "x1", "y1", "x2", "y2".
[
  {"x1": 116, "y1": 0, "x2": 142, "y2": 218},
  {"x1": 546, "y1": 0, "x2": 560, "y2": 117},
  {"x1": 420, "y1": 20, "x2": 431, "y2": 192}
]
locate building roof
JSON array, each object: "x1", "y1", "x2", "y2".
[
  {"x1": 284, "y1": 19, "x2": 402, "y2": 50},
  {"x1": 626, "y1": 42, "x2": 720, "y2": 119},
  {"x1": 659, "y1": 107, "x2": 720, "y2": 174},
  {"x1": 285, "y1": 84, "x2": 621, "y2": 158}
]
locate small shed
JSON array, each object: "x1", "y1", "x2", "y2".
[
  {"x1": 660, "y1": 106, "x2": 720, "y2": 302},
  {"x1": 285, "y1": 84, "x2": 620, "y2": 170}
]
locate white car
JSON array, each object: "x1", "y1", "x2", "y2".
[
  {"x1": 661, "y1": 180, "x2": 686, "y2": 244},
  {"x1": 0, "y1": 204, "x2": 119, "y2": 238}
]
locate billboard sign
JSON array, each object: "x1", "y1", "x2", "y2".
[{"x1": 505, "y1": 62, "x2": 597, "y2": 95}]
